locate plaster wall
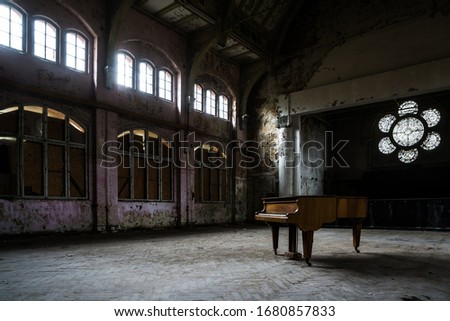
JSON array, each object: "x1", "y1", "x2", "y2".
[
  {"x1": 0, "y1": 199, "x2": 92, "y2": 234},
  {"x1": 0, "y1": 0, "x2": 242, "y2": 234}
]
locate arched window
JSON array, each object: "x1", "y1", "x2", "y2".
[
  {"x1": 205, "y1": 90, "x2": 216, "y2": 116},
  {"x1": 194, "y1": 83, "x2": 231, "y2": 121},
  {"x1": 117, "y1": 51, "x2": 134, "y2": 88},
  {"x1": 65, "y1": 30, "x2": 87, "y2": 72},
  {"x1": 117, "y1": 129, "x2": 172, "y2": 201},
  {"x1": 194, "y1": 83, "x2": 203, "y2": 111},
  {"x1": 194, "y1": 143, "x2": 227, "y2": 202},
  {"x1": 158, "y1": 69, "x2": 173, "y2": 101},
  {"x1": 138, "y1": 61, "x2": 154, "y2": 94},
  {"x1": 0, "y1": 3, "x2": 25, "y2": 51},
  {"x1": 218, "y1": 95, "x2": 229, "y2": 120},
  {"x1": 33, "y1": 18, "x2": 58, "y2": 62},
  {"x1": 0, "y1": 105, "x2": 87, "y2": 198}
]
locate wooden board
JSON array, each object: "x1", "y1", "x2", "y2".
[{"x1": 336, "y1": 196, "x2": 368, "y2": 219}]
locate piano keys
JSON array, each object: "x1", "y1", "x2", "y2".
[{"x1": 254, "y1": 195, "x2": 368, "y2": 266}]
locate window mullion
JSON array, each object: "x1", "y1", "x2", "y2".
[
  {"x1": 64, "y1": 117, "x2": 69, "y2": 198},
  {"x1": 18, "y1": 105, "x2": 24, "y2": 197},
  {"x1": 43, "y1": 108, "x2": 48, "y2": 198}
]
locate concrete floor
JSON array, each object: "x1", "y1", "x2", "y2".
[{"x1": 0, "y1": 224, "x2": 449, "y2": 301}]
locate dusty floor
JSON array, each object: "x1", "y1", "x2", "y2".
[{"x1": 0, "y1": 224, "x2": 449, "y2": 301}]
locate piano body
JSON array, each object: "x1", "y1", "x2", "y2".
[{"x1": 254, "y1": 195, "x2": 368, "y2": 265}]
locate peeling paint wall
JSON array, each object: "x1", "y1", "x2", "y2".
[
  {"x1": 118, "y1": 202, "x2": 178, "y2": 230},
  {"x1": 0, "y1": 200, "x2": 92, "y2": 234}
]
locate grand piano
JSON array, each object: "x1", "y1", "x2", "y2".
[{"x1": 254, "y1": 195, "x2": 368, "y2": 265}]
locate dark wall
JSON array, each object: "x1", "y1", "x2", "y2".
[{"x1": 318, "y1": 91, "x2": 450, "y2": 229}]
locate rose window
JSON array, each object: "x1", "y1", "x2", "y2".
[{"x1": 377, "y1": 101, "x2": 441, "y2": 163}]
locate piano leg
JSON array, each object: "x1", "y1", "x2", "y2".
[
  {"x1": 352, "y1": 218, "x2": 364, "y2": 253},
  {"x1": 301, "y1": 230, "x2": 314, "y2": 266},
  {"x1": 288, "y1": 224, "x2": 298, "y2": 254},
  {"x1": 267, "y1": 223, "x2": 279, "y2": 255}
]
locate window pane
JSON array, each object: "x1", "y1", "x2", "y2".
[
  {"x1": 10, "y1": 34, "x2": 22, "y2": 50},
  {"x1": 147, "y1": 159, "x2": 159, "y2": 200},
  {"x1": 132, "y1": 129, "x2": 145, "y2": 154},
  {"x1": 69, "y1": 147, "x2": 86, "y2": 197},
  {"x1": 206, "y1": 90, "x2": 216, "y2": 115},
  {"x1": 65, "y1": 32, "x2": 87, "y2": 72},
  {"x1": 161, "y1": 160, "x2": 172, "y2": 201},
  {"x1": 0, "y1": 30, "x2": 9, "y2": 46},
  {"x1": 202, "y1": 167, "x2": 210, "y2": 201},
  {"x1": 69, "y1": 119, "x2": 85, "y2": 143},
  {"x1": 0, "y1": 106, "x2": 18, "y2": 134},
  {"x1": 34, "y1": 19, "x2": 57, "y2": 62},
  {"x1": 117, "y1": 52, "x2": 133, "y2": 88},
  {"x1": 24, "y1": 141, "x2": 43, "y2": 196},
  {"x1": 162, "y1": 138, "x2": 171, "y2": 158},
  {"x1": 158, "y1": 70, "x2": 172, "y2": 101},
  {"x1": 34, "y1": 28, "x2": 45, "y2": 45},
  {"x1": 219, "y1": 95, "x2": 229, "y2": 120},
  {"x1": 194, "y1": 84, "x2": 203, "y2": 111},
  {"x1": 66, "y1": 32, "x2": 75, "y2": 45},
  {"x1": 0, "y1": 139, "x2": 18, "y2": 196},
  {"x1": 0, "y1": 5, "x2": 9, "y2": 19},
  {"x1": 134, "y1": 156, "x2": 146, "y2": 199},
  {"x1": 34, "y1": 43, "x2": 45, "y2": 58},
  {"x1": 47, "y1": 108, "x2": 66, "y2": 141},
  {"x1": 66, "y1": 55, "x2": 75, "y2": 69},
  {"x1": 0, "y1": 5, "x2": 23, "y2": 51},
  {"x1": 194, "y1": 167, "x2": 201, "y2": 202},
  {"x1": 210, "y1": 168, "x2": 219, "y2": 201},
  {"x1": 220, "y1": 169, "x2": 227, "y2": 201},
  {"x1": 24, "y1": 106, "x2": 43, "y2": 137},
  {"x1": 147, "y1": 131, "x2": 159, "y2": 157},
  {"x1": 139, "y1": 62, "x2": 154, "y2": 94},
  {"x1": 118, "y1": 155, "x2": 130, "y2": 199},
  {"x1": 48, "y1": 144, "x2": 65, "y2": 197}
]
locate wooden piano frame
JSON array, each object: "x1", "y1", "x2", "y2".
[{"x1": 255, "y1": 195, "x2": 368, "y2": 266}]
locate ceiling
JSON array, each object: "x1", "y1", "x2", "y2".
[{"x1": 133, "y1": 0, "x2": 301, "y2": 65}]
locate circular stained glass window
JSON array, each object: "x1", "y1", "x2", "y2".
[
  {"x1": 392, "y1": 117, "x2": 424, "y2": 147},
  {"x1": 377, "y1": 100, "x2": 442, "y2": 163}
]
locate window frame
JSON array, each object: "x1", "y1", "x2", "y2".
[
  {"x1": 193, "y1": 83, "x2": 231, "y2": 121},
  {"x1": 218, "y1": 94, "x2": 229, "y2": 120},
  {"x1": 117, "y1": 50, "x2": 135, "y2": 89},
  {"x1": 32, "y1": 16, "x2": 59, "y2": 63},
  {"x1": 158, "y1": 68, "x2": 173, "y2": 102},
  {"x1": 0, "y1": 2, "x2": 26, "y2": 52},
  {"x1": 0, "y1": 105, "x2": 88, "y2": 199},
  {"x1": 138, "y1": 60, "x2": 155, "y2": 95},
  {"x1": 205, "y1": 89, "x2": 216, "y2": 116},
  {"x1": 117, "y1": 129, "x2": 173, "y2": 202},
  {"x1": 194, "y1": 143, "x2": 228, "y2": 203},
  {"x1": 194, "y1": 83, "x2": 203, "y2": 112},
  {"x1": 64, "y1": 29, "x2": 88, "y2": 73}
]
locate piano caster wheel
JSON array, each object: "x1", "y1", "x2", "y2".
[
  {"x1": 305, "y1": 260, "x2": 312, "y2": 267},
  {"x1": 355, "y1": 247, "x2": 360, "y2": 253}
]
